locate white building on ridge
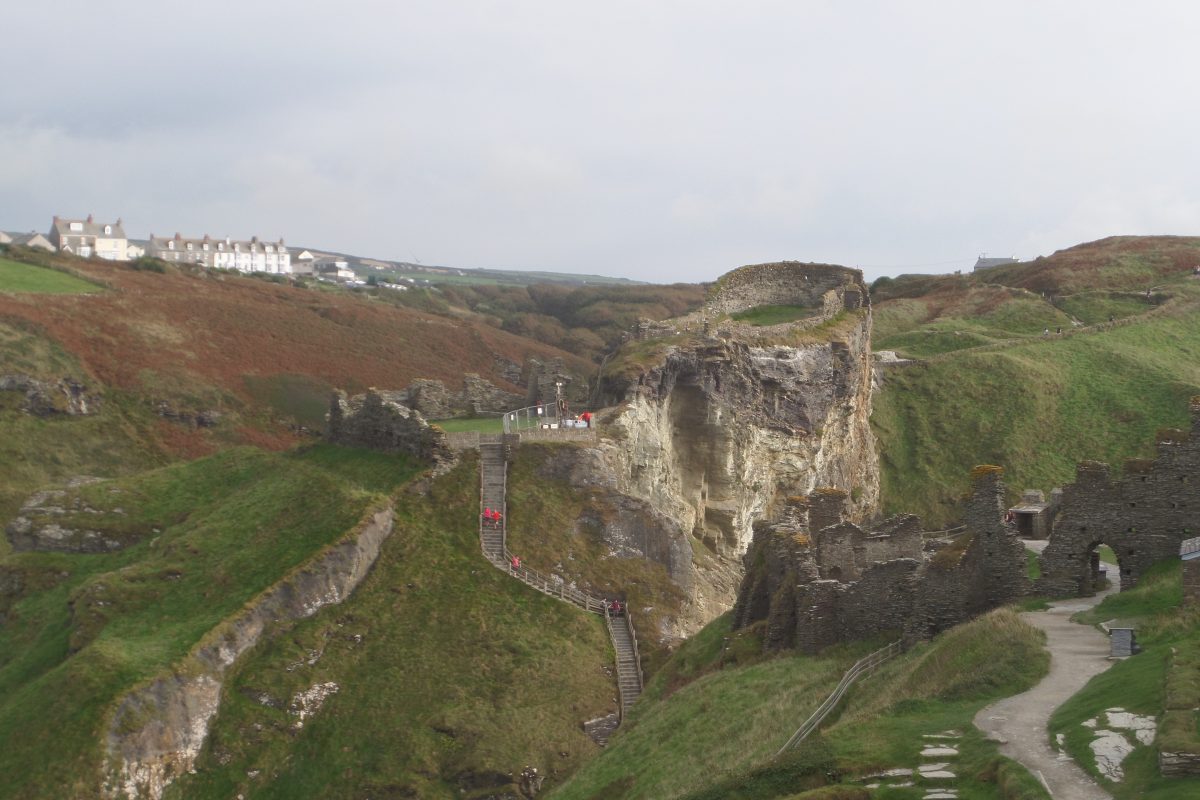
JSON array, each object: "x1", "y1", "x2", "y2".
[
  {"x1": 147, "y1": 233, "x2": 291, "y2": 274},
  {"x1": 48, "y1": 215, "x2": 129, "y2": 261}
]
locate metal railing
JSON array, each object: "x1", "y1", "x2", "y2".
[
  {"x1": 502, "y1": 403, "x2": 560, "y2": 433},
  {"x1": 501, "y1": 403, "x2": 597, "y2": 434},
  {"x1": 776, "y1": 639, "x2": 902, "y2": 755}
]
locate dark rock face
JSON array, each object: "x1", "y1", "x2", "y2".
[
  {"x1": 326, "y1": 389, "x2": 452, "y2": 466},
  {"x1": 391, "y1": 357, "x2": 586, "y2": 420},
  {"x1": 0, "y1": 373, "x2": 98, "y2": 416},
  {"x1": 1038, "y1": 397, "x2": 1200, "y2": 596},
  {"x1": 732, "y1": 470, "x2": 1030, "y2": 654},
  {"x1": 534, "y1": 446, "x2": 695, "y2": 597}
]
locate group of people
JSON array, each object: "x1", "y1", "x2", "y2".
[
  {"x1": 482, "y1": 507, "x2": 504, "y2": 528},
  {"x1": 607, "y1": 599, "x2": 624, "y2": 616}
]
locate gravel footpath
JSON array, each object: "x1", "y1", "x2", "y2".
[{"x1": 974, "y1": 579, "x2": 1115, "y2": 800}]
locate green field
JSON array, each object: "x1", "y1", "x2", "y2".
[
  {"x1": 431, "y1": 415, "x2": 506, "y2": 433},
  {"x1": 0, "y1": 257, "x2": 101, "y2": 294},
  {"x1": 0, "y1": 445, "x2": 419, "y2": 800}
]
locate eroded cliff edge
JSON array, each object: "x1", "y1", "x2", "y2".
[{"x1": 582, "y1": 262, "x2": 880, "y2": 637}]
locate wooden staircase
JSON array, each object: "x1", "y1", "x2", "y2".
[{"x1": 476, "y1": 439, "x2": 644, "y2": 733}]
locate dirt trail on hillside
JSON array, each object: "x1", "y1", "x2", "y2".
[{"x1": 975, "y1": 573, "x2": 1115, "y2": 800}]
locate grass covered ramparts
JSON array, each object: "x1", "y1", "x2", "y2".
[
  {"x1": 549, "y1": 608, "x2": 1051, "y2": 800},
  {"x1": 0, "y1": 445, "x2": 419, "y2": 800}
]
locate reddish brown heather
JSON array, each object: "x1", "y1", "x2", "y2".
[{"x1": 0, "y1": 258, "x2": 589, "y2": 401}]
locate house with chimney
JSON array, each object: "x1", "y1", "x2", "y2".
[
  {"x1": 146, "y1": 233, "x2": 291, "y2": 274},
  {"x1": 47, "y1": 215, "x2": 129, "y2": 261}
]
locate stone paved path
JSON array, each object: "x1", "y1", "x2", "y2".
[{"x1": 974, "y1": 579, "x2": 1115, "y2": 800}]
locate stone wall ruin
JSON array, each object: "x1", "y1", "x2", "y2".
[
  {"x1": 704, "y1": 261, "x2": 869, "y2": 320},
  {"x1": 326, "y1": 389, "x2": 452, "y2": 466},
  {"x1": 732, "y1": 467, "x2": 1029, "y2": 654},
  {"x1": 1037, "y1": 397, "x2": 1200, "y2": 596}
]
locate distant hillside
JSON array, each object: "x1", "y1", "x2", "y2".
[
  {"x1": 290, "y1": 244, "x2": 643, "y2": 287},
  {"x1": 870, "y1": 235, "x2": 1200, "y2": 525}
]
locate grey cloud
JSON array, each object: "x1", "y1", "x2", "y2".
[{"x1": 3, "y1": 1, "x2": 1200, "y2": 282}]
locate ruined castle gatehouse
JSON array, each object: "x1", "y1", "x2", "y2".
[{"x1": 1037, "y1": 397, "x2": 1200, "y2": 596}]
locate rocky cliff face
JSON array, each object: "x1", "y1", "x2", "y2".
[{"x1": 584, "y1": 263, "x2": 879, "y2": 636}]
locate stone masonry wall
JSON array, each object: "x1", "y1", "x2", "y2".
[
  {"x1": 327, "y1": 389, "x2": 452, "y2": 466},
  {"x1": 704, "y1": 262, "x2": 869, "y2": 317},
  {"x1": 1038, "y1": 398, "x2": 1200, "y2": 597},
  {"x1": 733, "y1": 469, "x2": 1029, "y2": 654},
  {"x1": 1184, "y1": 560, "x2": 1200, "y2": 607}
]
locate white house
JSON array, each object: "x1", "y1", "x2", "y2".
[
  {"x1": 48, "y1": 215, "x2": 129, "y2": 261},
  {"x1": 147, "y1": 233, "x2": 291, "y2": 274},
  {"x1": 0, "y1": 231, "x2": 12, "y2": 245}
]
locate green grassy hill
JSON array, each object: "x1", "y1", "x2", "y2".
[
  {"x1": 167, "y1": 453, "x2": 620, "y2": 799},
  {"x1": 871, "y1": 240, "x2": 1200, "y2": 525},
  {"x1": 550, "y1": 609, "x2": 1051, "y2": 800},
  {"x1": 0, "y1": 445, "x2": 419, "y2": 799}
]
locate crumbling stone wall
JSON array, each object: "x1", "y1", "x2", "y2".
[
  {"x1": 391, "y1": 357, "x2": 586, "y2": 420},
  {"x1": 704, "y1": 262, "x2": 869, "y2": 318},
  {"x1": 326, "y1": 389, "x2": 452, "y2": 466},
  {"x1": 733, "y1": 470, "x2": 1029, "y2": 654},
  {"x1": 1038, "y1": 398, "x2": 1200, "y2": 597},
  {"x1": 1184, "y1": 560, "x2": 1200, "y2": 607}
]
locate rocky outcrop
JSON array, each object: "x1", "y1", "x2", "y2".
[
  {"x1": 327, "y1": 389, "x2": 453, "y2": 467},
  {"x1": 102, "y1": 504, "x2": 394, "y2": 800},
  {"x1": 4, "y1": 477, "x2": 140, "y2": 553},
  {"x1": 0, "y1": 373, "x2": 98, "y2": 416},
  {"x1": 586, "y1": 264, "x2": 878, "y2": 634}
]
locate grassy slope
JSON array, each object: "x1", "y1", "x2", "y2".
[
  {"x1": 0, "y1": 445, "x2": 417, "y2": 800},
  {"x1": 1049, "y1": 562, "x2": 1200, "y2": 800},
  {"x1": 872, "y1": 296, "x2": 1200, "y2": 524},
  {"x1": 168, "y1": 454, "x2": 617, "y2": 800},
  {"x1": 504, "y1": 443, "x2": 686, "y2": 666},
  {"x1": 0, "y1": 257, "x2": 102, "y2": 294},
  {"x1": 551, "y1": 609, "x2": 1050, "y2": 800}
]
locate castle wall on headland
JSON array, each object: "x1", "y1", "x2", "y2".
[{"x1": 704, "y1": 262, "x2": 869, "y2": 318}]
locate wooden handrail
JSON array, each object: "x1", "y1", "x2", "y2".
[
  {"x1": 776, "y1": 640, "x2": 902, "y2": 756},
  {"x1": 625, "y1": 610, "x2": 644, "y2": 692}
]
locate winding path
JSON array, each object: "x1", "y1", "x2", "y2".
[{"x1": 974, "y1": 550, "x2": 1116, "y2": 800}]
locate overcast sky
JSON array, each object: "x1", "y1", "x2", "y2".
[{"x1": 3, "y1": 2, "x2": 1199, "y2": 282}]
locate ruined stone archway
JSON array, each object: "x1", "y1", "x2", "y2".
[{"x1": 1037, "y1": 400, "x2": 1200, "y2": 596}]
